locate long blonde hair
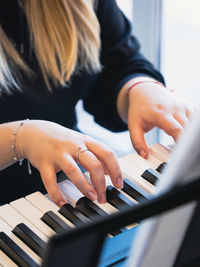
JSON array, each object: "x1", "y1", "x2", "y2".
[{"x1": 0, "y1": 0, "x2": 101, "y2": 92}]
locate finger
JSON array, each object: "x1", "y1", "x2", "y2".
[
  {"x1": 86, "y1": 141, "x2": 123, "y2": 190},
  {"x1": 99, "y1": 160, "x2": 109, "y2": 175},
  {"x1": 77, "y1": 149, "x2": 107, "y2": 203},
  {"x1": 60, "y1": 154, "x2": 98, "y2": 202},
  {"x1": 173, "y1": 112, "x2": 189, "y2": 128},
  {"x1": 156, "y1": 114, "x2": 183, "y2": 141},
  {"x1": 186, "y1": 106, "x2": 196, "y2": 119},
  {"x1": 128, "y1": 119, "x2": 149, "y2": 159},
  {"x1": 40, "y1": 164, "x2": 67, "y2": 207}
]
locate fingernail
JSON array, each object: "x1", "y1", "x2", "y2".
[
  {"x1": 88, "y1": 191, "x2": 97, "y2": 201},
  {"x1": 117, "y1": 177, "x2": 123, "y2": 188},
  {"x1": 59, "y1": 200, "x2": 66, "y2": 207},
  {"x1": 139, "y1": 149, "x2": 146, "y2": 158},
  {"x1": 98, "y1": 192, "x2": 106, "y2": 203}
]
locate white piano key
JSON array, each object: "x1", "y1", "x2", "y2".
[
  {"x1": 0, "y1": 218, "x2": 41, "y2": 264},
  {"x1": 0, "y1": 250, "x2": 18, "y2": 267},
  {"x1": 58, "y1": 179, "x2": 83, "y2": 207},
  {"x1": 0, "y1": 205, "x2": 47, "y2": 243},
  {"x1": 95, "y1": 200, "x2": 118, "y2": 215},
  {"x1": 26, "y1": 192, "x2": 74, "y2": 228},
  {"x1": 149, "y1": 143, "x2": 171, "y2": 162},
  {"x1": 10, "y1": 198, "x2": 55, "y2": 238},
  {"x1": 123, "y1": 152, "x2": 162, "y2": 171},
  {"x1": 118, "y1": 158, "x2": 156, "y2": 195}
]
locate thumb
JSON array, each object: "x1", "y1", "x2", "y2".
[{"x1": 129, "y1": 121, "x2": 149, "y2": 158}]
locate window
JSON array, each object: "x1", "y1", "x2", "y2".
[
  {"x1": 160, "y1": 0, "x2": 200, "y2": 144},
  {"x1": 161, "y1": 0, "x2": 200, "y2": 105}
]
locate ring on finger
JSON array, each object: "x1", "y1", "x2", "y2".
[{"x1": 76, "y1": 145, "x2": 89, "y2": 164}]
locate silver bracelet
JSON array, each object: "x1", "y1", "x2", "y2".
[{"x1": 11, "y1": 119, "x2": 32, "y2": 175}]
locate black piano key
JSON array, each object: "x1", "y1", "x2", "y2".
[
  {"x1": 122, "y1": 178, "x2": 151, "y2": 203},
  {"x1": 41, "y1": 211, "x2": 71, "y2": 233},
  {"x1": 141, "y1": 168, "x2": 160, "y2": 185},
  {"x1": 106, "y1": 186, "x2": 135, "y2": 210},
  {"x1": 76, "y1": 197, "x2": 126, "y2": 236},
  {"x1": 59, "y1": 203, "x2": 90, "y2": 226},
  {"x1": 76, "y1": 197, "x2": 108, "y2": 218},
  {"x1": 156, "y1": 162, "x2": 167, "y2": 173},
  {"x1": 13, "y1": 223, "x2": 45, "y2": 257},
  {"x1": 0, "y1": 232, "x2": 39, "y2": 267}
]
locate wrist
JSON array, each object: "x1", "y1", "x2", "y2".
[
  {"x1": 117, "y1": 77, "x2": 156, "y2": 123},
  {"x1": 127, "y1": 80, "x2": 165, "y2": 96},
  {"x1": 14, "y1": 119, "x2": 30, "y2": 160}
]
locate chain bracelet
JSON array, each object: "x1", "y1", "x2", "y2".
[{"x1": 11, "y1": 119, "x2": 32, "y2": 175}]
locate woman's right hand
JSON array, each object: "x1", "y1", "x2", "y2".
[{"x1": 17, "y1": 120, "x2": 123, "y2": 207}]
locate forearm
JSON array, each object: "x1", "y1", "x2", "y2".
[
  {"x1": 116, "y1": 76, "x2": 155, "y2": 123},
  {"x1": 0, "y1": 121, "x2": 24, "y2": 170}
]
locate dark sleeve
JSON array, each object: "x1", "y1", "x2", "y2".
[{"x1": 83, "y1": 0, "x2": 165, "y2": 132}]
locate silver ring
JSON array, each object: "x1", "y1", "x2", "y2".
[{"x1": 76, "y1": 146, "x2": 89, "y2": 164}]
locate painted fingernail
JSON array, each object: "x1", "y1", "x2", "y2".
[
  {"x1": 98, "y1": 192, "x2": 106, "y2": 203},
  {"x1": 59, "y1": 200, "x2": 66, "y2": 207},
  {"x1": 117, "y1": 177, "x2": 123, "y2": 188},
  {"x1": 88, "y1": 191, "x2": 97, "y2": 201},
  {"x1": 139, "y1": 149, "x2": 146, "y2": 158}
]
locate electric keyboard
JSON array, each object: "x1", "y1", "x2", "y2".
[{"x1": 0, "y1": 143, "x2": 171, "y2": 267}]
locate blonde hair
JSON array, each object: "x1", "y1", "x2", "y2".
[{"x1": 0, "y1": 0, "x2": 101, "y2": 92}]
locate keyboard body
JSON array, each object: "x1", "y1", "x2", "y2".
[{"x1": 0, "y1": 143, "x2": 170, "y2": 267}]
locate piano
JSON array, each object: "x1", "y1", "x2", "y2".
[
  {"x1": 1, "y1": 112, "x2": 200, "y2": 267},
  {"x1": 0, "y1": 143, "x2": 169, "y2": 267}
]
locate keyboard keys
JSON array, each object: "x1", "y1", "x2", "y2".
[
  {"x1": 0, "y1": 217, "x2": 41, "y2": 265},
  {"x1": 0, "y1": 143, "x2": 171, "y2": 266},
  {"x1": 26, "y1": 192, "x2": 74, "y2": 228},
  {"x1": 156, "y1": 162, "x2": 167, "y2": 173},
  {"x1": 59, "y1": 204, "x2": 90, "y2": 226},
  {"x1": 76, "y1": 197, "x2": 108, "y2": 218},
  {"x1": 58, "y1": 177, "x2": 121, "y2": 219},
  {"x1": 41, "y1": 211, "x2": 71, "y2": 233},
  {"x1": 141, "y1": 169, "x2": 160, "y2": 185},
  {"x1": 0, "y1": 250, "x2": 18, "y2": 267},
  {"x1": 10, "y1": 198, "x2": 55, "y2": 238},
  {"x1": 0, "y1": 232, "x2": 39, "y2": 267},
  {"x1": 150, "y1": 143, "x2": 171, "y2": 162},
  {"x1": 13, "y1": 223, "x2": 45, "y2": 257},
  {"x1": 124, "y1": 153, "x2": 162, "y2": 172},
  {"x1": 58, "y1": 179, "x2": 82, "y2": 207},
  {"x1": 0, "y1": 205, "x2": 47, "y2": 243},
  {"x1": 118, "y1": 158, "x2": 155, "y2": 194},
  {"x1": 0, "y1": 206, "x2": 47, "y2": 265},
  {"x1": 122, "y1": 178, "x2": 151, "y2": 203},
  {"x1": 106, "y1": 186, "x2": 135, "y2": 210},
  {"x1": 76, "y1": 197, "x2": 126, "y2": 236}
]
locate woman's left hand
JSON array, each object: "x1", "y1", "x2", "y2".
[{"x1": 127, "y1": 82, "x2": 195, "y2": 158}]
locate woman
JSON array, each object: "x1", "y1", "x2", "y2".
[{"x1": 0, "y1": 0, "x2": 192, "y2": 206}]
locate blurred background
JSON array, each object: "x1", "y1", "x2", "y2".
[{"x1": 76, "y1": 0, "x2": 200, "y2": 156}]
